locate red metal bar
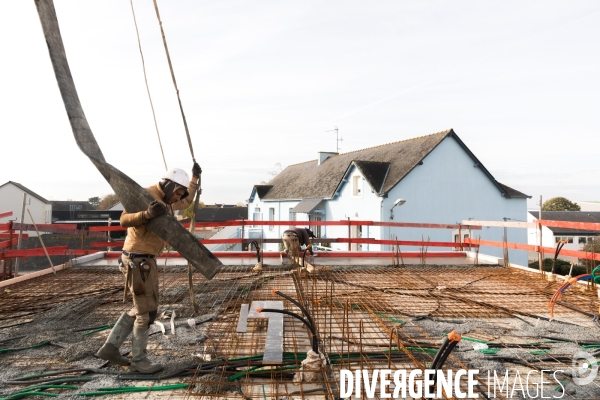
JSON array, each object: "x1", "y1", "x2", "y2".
[
  {"x1": 334, "y1": 238, "x2": 476, "y2": 247},
  {"x1": 4, "y1": 246, "x2": 69, "y2": 258},
  {"x1": 90, "y1": 241, "x2": 125, "y2": 248},
  {"x1": 89, "y1": 237, "x2": 478, "y2": 248},
  {"x1": 0, "y1": 233, "x2": 28, "y2": 239},
  {"x1": 89, "y1": 225, "x2": 127, "y2": 232},
  {"x1": 0, "y1": 224, "x2": 11, "y2": 231},
  {"x1": 12, "y1": 223, "x2": 104, "y2": 237},
  {"x1": 102, "y1": 250, "x2": 466, "y2": 259},
  {"x1": 88, "y1": 219, "x2": 485, "y2": 231},
  {"x1": 0, "y1": 238, "x2": 19, "y2": 250},
  {"x1": 539, "y1": 220, "x2": 600, "y2": 231},
  {"x1": 0, "y1": 211, "x2": 13, "y2": 219}
]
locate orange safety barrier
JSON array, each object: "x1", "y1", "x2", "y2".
[
  {"x1": 0, "y1": 238, "x2": 19, "y2": 250},
  {"x1": 89, "y1": 219, "x2": 485, "y2": 232},
  {"x1": 3, "y1": 246, "x2": 70, "y2": 258},
  {"x1": 101, "y1": 250, "x2": 466, "y2": 259},
  {"x1": 87, "y1": 237, "x2": 478, "y2": 248},
  {"x1": 465, "y1": 238, "x2": 600, "y2": 261},
  {"x1": 0, "y1": 233, "x2": 28, "y2": 239}
]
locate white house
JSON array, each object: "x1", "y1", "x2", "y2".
[
  {"x1": 527, "y1": 211, "x2": 600, "y2": 253},
  {"x1": 248, "y1": 129, "x2": 530, "y2": 266},
  {"x1": 0, "y1": 181, "x2": 53, "y2": 237},
  {"x1": 577, "y1": 202, "x2": 600, "y2": 212}
]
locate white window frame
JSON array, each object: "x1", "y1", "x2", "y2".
[
  {"x1": 352, "y1": 175, "x2": 362, "y2": 197},
  {"x1": 269, "y1": 207, "x2": 275, "y2": 230}
]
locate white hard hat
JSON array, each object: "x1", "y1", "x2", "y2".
[{"x1": 162, "y1": 168, "x2": 189, "y2": 188}]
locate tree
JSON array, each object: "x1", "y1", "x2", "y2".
[
  {"x1": 88, "y1": 196, "x2": 101, "y2": 209},
  {"x1": 182, "y1": 200, "x2": 205, "y2": 219},
  {"x1": 98, "y1": 193, "x2": 120, "y2": 210},
  {"x1": 542, "y1": 197, "x2": 581, "y2": 211}
]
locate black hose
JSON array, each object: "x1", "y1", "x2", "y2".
[
  {"x1": 429, "y1": 337, "x2": 450, "y2": 370},
  {"x1": 272, "y1": 290, "x2": 315, "y2": 332},
  {"x1": 0, "y1": 335, "x2": 26, "y2": 345},
  {"x1": 427, "y1": 333, "x2": 461, "y2": 400},
  {"x1": 259, "y1": 308, "x2": 319, "y2": 353},
  {"x1": 539, "y1": 335, "x2": 600, "y2": 346}
]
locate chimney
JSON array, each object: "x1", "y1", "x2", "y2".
[{"x1": 318, "y1": 151, "x2": 338, "y2": 165}]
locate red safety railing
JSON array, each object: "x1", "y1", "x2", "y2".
[{"x1": 2, "y1": 218, "x2": 599, "y2": 264}]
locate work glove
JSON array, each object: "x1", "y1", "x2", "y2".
[
  {"x1": 192, "y1": 162, "x2": 202, "y2": 178},
  {"x1": 146, "y1": 200, "x2": 166, "y2": 219}
]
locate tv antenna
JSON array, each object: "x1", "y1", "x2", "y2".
[{"x1": 326, "y1": 127, "x2": 342, "y2": 153}]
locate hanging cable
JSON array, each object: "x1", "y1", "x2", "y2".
[
  {"x1": 129, "y1": 0, "x2": 168, "y2": 171},
  {"x1": 151, "y1": 0, "x2": 204, "y2": 313},
  {"x1": 152, "y1": 0, "x2": 196, "y2": 163}
]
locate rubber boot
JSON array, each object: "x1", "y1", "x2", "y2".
[
  {"x1": 95, "y1": 312, "x2": 135, "y2": 365},
  {"x1": 130, "y1": 327, "x2": 163, "y2": 374}
]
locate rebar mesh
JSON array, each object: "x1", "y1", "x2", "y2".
[{"x1": 1, "y1": 262, "x2": 600, "y2": 399}]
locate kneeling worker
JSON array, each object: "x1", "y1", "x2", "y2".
[
  {"x1": 282, "y1": 227, "x2": 317, "y2": 258},
  {"x1": 96, "y1": 163, "x2": 201, "y2": 373}
]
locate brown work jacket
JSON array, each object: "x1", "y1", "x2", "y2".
[
  {"x1": 284, "y1": 227, "x2": 310, "y2": 246},
  {"x1": 120, "y1": 180, "x2": 198, "y2": 256}
]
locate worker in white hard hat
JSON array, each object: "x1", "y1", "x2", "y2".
[{"x1": 96, "y1": 162, "x2": 201, "y2": 374}]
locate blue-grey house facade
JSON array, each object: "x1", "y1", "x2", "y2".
[{"x1": 248, "y1": 129, "x2": 530, "y2": 266}]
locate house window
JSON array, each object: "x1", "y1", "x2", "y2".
[
  {"x1": 289, "y1": 208, "x2": 295, "y2": 228},
  {"x1": 579, "y1": 237, "x2": 587, "y2": 244},
  {"x1": 310, "y1": 215, "x2": 322, "y2": 238},
  {"x1": 253, "y1": 207, "x2": 261, "y2": 221},
  {"x1": 352, "y1": 176, "x2": 362, "y2": 196},
  {"x1": 269, "y1": 208, "x2": 275, "y2": 230},
  {"x1": 555, "y1": 236, "x2": 573, "y2": 244}
]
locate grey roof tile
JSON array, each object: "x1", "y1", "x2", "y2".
[
  {"x1": 259, "y1": 129, "x2": 529, "y2": 201},
  {"x1": 530, "y1": 211, "x2": 600, "y2": 235},
  {"x1": 0, "y1": 181, "x2": 50, "y2": 204}
]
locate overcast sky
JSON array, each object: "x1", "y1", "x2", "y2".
[{"x1": 1, "y1": 1, "x2": 598, "y2": 207}]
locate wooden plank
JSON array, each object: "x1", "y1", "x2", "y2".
[
  {"x1": 373, "y1": 221, "x2": 482, "y2": 230},
  {"x1": 0, "y1": 262, "x2": 71, "y2": 288},
  {"x1": 463, "y1": 219, "x2": 600, "y2": 231},
  {"x1": 263, "y1": 311, "x2": 284, "y2": 365},
  {"x1": 247, "y1": 301, "x2": 284, "y2": 365},
  {"x1": 465, "y1": 238, "x2": 600, "y2": 261},
  {"x1": 236, "y1": 304, "x2": 250, "y2": 333},
  {"x1": 461, "y1": 220, "x2": 536, "y2": 229}
]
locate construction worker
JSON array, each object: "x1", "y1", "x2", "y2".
[
  {"x1": 282, "y1": 227, "x2": 317, "y2": 257},
  {"x1": 96, "y1": 163, "x2": 201, "y2": 373}
]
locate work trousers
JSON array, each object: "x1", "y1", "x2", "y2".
[
  {"x1": 282, "y1": 232, "x2": 300, "y2": 258},
  {"x1": 119, "y1": 253, "x2": 159, "y2": 329}
]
